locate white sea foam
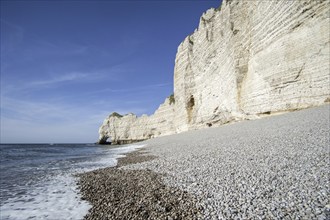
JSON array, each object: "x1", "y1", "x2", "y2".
[
  {"x1": 0, "y1": 144, "x2": 145, "y2": 220},
  {"x1": 110, "y1": 144, "x2": 145, "y2": 158},
  {"x1": 0, "y1": 174, "x2": 90, "y2": 220}
]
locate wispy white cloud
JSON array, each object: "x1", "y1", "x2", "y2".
[
  {"x1": 1, "y1": 70, "x2": 108, "y2": 96},
  {"x1": 1, "y1": 62, "x2": 132, "y2": 92},
  {"x1": 28, "y1": 72, "x2": 89, "y2": 87},
  {"x1": 22, "y1": 39, "x2": 90, "y2": 58}
]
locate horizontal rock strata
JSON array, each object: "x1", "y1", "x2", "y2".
[{"x1": 98, "y1": 0, "x2": 330, "y2": 144}]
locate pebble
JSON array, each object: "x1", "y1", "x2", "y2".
[
  {"x1": 78, "y1": 105, "x2": 329, "y2": 219},
  {"x1": 126, "y1": 105, "x2": 330, "y2": 219}
]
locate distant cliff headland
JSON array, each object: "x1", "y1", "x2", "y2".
[{"x1": 98, "y1": 0, "x2": 330, "y2": 145}]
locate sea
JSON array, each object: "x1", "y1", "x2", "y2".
[{"x1": 0, "y1": 143, "x2": 144, "y2": 220}]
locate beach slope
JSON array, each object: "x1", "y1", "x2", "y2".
[{"x1": 81, "y1": 104, "x2": 330, "y2": 219}]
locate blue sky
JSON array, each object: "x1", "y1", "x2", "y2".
[{"x1": 1, "y1": 0, "x2": 220, "y2": 143}]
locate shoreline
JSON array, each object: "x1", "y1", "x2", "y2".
[
  {"x1": 79, "y1": 105, "x2": 330, "y2": 219},
  {"x1": 78, "y1": 149, "x2": 203, "y2": 219}
]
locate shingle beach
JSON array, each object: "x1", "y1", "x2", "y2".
[{"x1": 79, "y1": 105, "x2": 330, "y2": 219}]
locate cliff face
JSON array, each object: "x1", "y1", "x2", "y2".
[
  {"x1": 98, "y1": 0, "x2": 330, "y2": 144},
  {"x1": 98, "y1": 97, "x2": 175, "y2": 144}
]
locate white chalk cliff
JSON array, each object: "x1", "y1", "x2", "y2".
[{"x1": 98, "y1": 0, "x2": 330, "y2": 144}]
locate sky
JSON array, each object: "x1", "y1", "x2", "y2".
[{"x1": 1, "y1": 0, "x2": 221, "y2": 143}]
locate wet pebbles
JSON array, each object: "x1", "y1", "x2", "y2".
[{"x1": 78, "y1": 151, "x2": 202, "y2": 220}]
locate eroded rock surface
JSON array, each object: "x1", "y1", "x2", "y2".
[{"x1": 99, "y1": 0, "x2": 330, "y2": 144}]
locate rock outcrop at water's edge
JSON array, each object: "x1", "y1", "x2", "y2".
[{"x1": 98, "y1": 0, "x2": 330, "y2": 144}]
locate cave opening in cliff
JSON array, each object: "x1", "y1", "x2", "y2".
[
  {"x1": 187, "y1": 95, "x2": 195, "y2": 123},
  {"x1": 187, "y1": 95, "x2": 195, "y2": 109}
]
